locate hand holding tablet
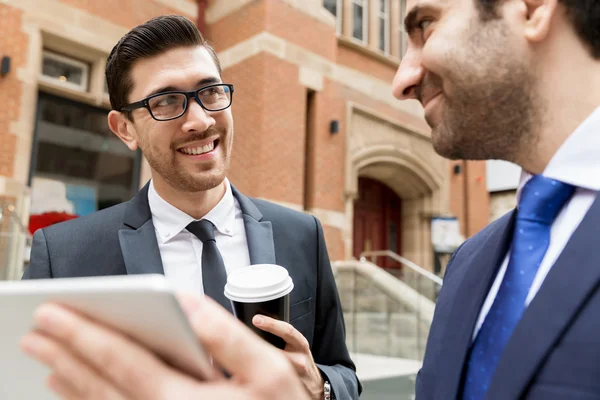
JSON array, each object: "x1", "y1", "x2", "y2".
[{"x1": 1, "y1": 275, "x2": 309, "y2": 400}]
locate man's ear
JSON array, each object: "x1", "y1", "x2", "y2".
[
  {"x1": 521, "y1": 0, "x2": 558, "y2": 43},
  {"x1": 108, "y1": 110, "x2": 139, "y2": 151}
]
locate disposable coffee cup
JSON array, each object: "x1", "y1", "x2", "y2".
[{"x1": 224, "y1": 264, "x2": 294, "y2": 349}]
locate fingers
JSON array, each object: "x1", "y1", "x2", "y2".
[
  {"x1": 252, "y1": 316, "x2": 310, "y2": 353},
  {"x1": 20, "y1": 332, "x2": 126, "y2": 400},
  {"x1": 187, "y1": 297, "x2": 298, "y2": 383},
  {"x1": 46, "y1": 374, "x2": 85, "y2": 400},
  {"x1": 175, "y1": 294, "x2": 227, "y2": 381},
  {"x1": 26, "y1": 303, "x2": 197, "y2": 400},
  {"x1": 176, "y1": 293, "x2": 203, "y2": 317},
  {"x1": 282, "y1": 351, "x2": 311, "y2": 375}
]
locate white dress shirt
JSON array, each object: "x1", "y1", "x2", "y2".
[
  {"x1": 472, "y1": 106, "x2": 600, "y2": 340},
  {"x1": 147, "y1": 178, "x2": 251, "y2": 295}
]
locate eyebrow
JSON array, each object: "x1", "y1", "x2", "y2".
[
  {"x1": 404, "y1": 2, "x2": 440, "y2": 37},
  {"x1": 145, "y1": 76, "x2": 222, "y2": 98},
  {"x1": 404, "y1": 5, "x2": 423, "y2": 37}
]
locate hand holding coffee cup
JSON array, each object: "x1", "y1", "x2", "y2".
[
  {"x1": 226, "y1": 264, "x2": 327, "y2": 398},
  {"x1": 224, "y1": 264, "x2": 294, "y2": 349}
]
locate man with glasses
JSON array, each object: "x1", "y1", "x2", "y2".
[{"x1": 23, "y1": 15, "x2": 359, "y2": 400}]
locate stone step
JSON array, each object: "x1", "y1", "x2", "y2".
[
  {"x1": 346, "y1": 333, "x2": 422, "y2": 359},
  {"x1": 344, "y1": 312, "x2": 430, "y2": 339},
  {"x1": 344, "y1": 312, "x2": 429, "y2": 360}
]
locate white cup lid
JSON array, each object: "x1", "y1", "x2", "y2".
[{"x1": 224, "y1": 264, "x2": 294, "y2": 303}]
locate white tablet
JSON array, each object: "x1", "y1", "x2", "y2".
[{"x1": 0, "y1": 274, "x2": 213, "y2": 400}]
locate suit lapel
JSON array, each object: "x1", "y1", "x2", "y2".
[
  {"x1": 436, "y1": 211, "x2": 517, "y2": 400},
  {"x1": 487, "y1": 193, "x2": 600, "y2": 399},
  {"x1": 118, "y1": 183, "x2": 164, "y2": 275},
  {"x1": 231, "y1": 185, "x2": 276, "y2": 265}
]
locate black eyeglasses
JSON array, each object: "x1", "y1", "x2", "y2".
[{"x1": 120, "y1": 83, "x2": 234, "y2": 121}]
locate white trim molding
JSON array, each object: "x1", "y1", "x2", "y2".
[{"x1": 206, "y1": 0, "x2": 335, "y2": 27}]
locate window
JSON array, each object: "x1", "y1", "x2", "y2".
[
  {"x1": 400, "y1": 0, "x2": 408, "y2": 57},
  {"x1": 29, "y1": 93, "x2": 141, "y2": 216},
  {"x1": 40, "y1": 51, "x2": 89, "y2": 92},
  {"x1": 323, "y1": 0, "x2": 342, "y2": 34},
  {"x1": 378, "y1": 0, "x2": 390, "y2": 53},
  {"x1": 352, "y1": 0, "x2": 368, "y2": 43}
]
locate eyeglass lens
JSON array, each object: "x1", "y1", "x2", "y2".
[{"x1": 148, "y1": 85, "x2": 231, "y2": 120}]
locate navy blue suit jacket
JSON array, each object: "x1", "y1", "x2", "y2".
[{"x1": 417, "y1": 193, "x2": 600, "y2": 399}]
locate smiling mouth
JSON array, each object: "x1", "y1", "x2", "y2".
[{"x1": 178, "y1": 139, "x2": 220, "y2": 156}]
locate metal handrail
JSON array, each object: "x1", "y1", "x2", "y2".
[
  {"x1": 336, "y1": 257, "x2": 438, "y2": 361},
  {"x1": 359, "y1": 250, "x2": 443, "y2": 286}
]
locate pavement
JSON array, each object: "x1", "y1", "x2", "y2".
[{"x1": 352, "y1": 353, "x2": 421, "y2": 400}]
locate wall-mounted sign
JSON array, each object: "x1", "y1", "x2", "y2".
[{"x1": 431, "y1": 216, "x2": 463, "y2": 253}]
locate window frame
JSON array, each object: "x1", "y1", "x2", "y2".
[
  {"x1": 352, "y1": 0, "x2": 369, "y2": 44},
  {"x1": 378, "y1": 0, "x2": 390, "y2": 54},
  {"x1": 323, "y1": 0, "x2": 343, "y2": 35},
  {"x1": 400, "y1": 0, "x2": 408, "y2": 58},
  {"x1": 39, "y1": 50, "x2": 90, "y2": 93},
  {"x1": 28, "y1": 91, "x2": 142, "y2": 199}
]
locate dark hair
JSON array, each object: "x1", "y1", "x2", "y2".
[
  {"x1": 477, "y1": 0, "x2": 600, "y2": 58},
  {"x1": 105, "y1": 15, "x2": 221, "y2": 116}
]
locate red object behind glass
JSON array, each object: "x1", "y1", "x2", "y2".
[{"x1": 28, "y1": 212, "x2": 78, "y2": 235}]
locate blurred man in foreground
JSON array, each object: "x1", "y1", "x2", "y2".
[{"x1": 393, "y1": 0, "x2": 600, "y2": 398}]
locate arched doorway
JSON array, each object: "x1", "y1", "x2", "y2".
[
  {"x1": 353, "y1": 177, "x2": 403, "y2": 269},
  {"x1": 344, "y1": 105, "x2": 450, "y2": 271}
]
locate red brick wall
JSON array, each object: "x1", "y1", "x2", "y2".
[
  {"x1": 265, "y1": 0, "x2": 337, "y2": 60},
  {"x1": 336, "y1": 45, "x2": 397, "y2": 84},
  {"x1": 223, "y1": 53, "x2": 266, "y2": 196},
  {"x1": 207, "y1": 1, "x2": 267, "y2": 51},
  {"x1": 57, "y1": 0, "x2": 196, "y2": 27},
  {"x1": 208, "y1": 0, "x2": 337, "y2": 60},
  {"x1": 223, "y1": 53, "x2": 306, "y2": 206},
  {"x1": 0, "y1": 4, "x2": 26, "y2": 178},
  {"x1": 465, "y1": 160, "x2": 489, "y2": 236},
  {"x1": 308, "y1": 79, "x2": 346, "y2": 212},
  {"x1": 449, "y1": 160, "x2": 490, "y2": 238},
  {"x1": 260, "y1": 54, "x2": 306, "y2": 204}
]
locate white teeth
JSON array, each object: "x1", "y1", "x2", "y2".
[{"x1": 180, "y1": 141, "x2": 215, "y2": 155}]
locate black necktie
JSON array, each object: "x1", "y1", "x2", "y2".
[{"x1": 186, "y1": 220, "x2": 232, "y2": 313}]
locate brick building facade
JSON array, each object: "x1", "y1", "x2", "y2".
[{"x1": 0, "y1": 0, "x2": 490, "y2": 280}]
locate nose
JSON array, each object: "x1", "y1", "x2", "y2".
[
  {"x1": 392, "y1": 47, "x2": 425, "y2": 101},
  {"x1": 181, "y1": 99, "x2": 216, "y2": 132}
]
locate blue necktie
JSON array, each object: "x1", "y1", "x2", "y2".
[{"x1": 462, "y1": 175, "x2": 575, "y2": 400}]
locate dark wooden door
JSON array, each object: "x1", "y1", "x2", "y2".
[{"x1": 353, "y1": 177, "x2": 402, "y2": 269}]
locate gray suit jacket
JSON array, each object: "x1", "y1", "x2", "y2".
[
  {"x1": 416, "y1": 193, "x2": 600, "y2": 399},
  {"x1": 23, "y1": 183, "x2": 361, "y2": 399}
]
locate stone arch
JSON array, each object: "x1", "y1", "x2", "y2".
[
  {"x1": 343, "y1": 106, "x2": 450, "y2": 271},
  {"x1": 348, "y1": 145, "x2": 442, "y2": 200}
]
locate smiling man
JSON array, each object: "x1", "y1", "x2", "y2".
[
  {"x1": 22, "y1": 15, "x2": 359, "y2": 400},
  {"x1": 393, "y1": 0, "x2": 600, "y2": 399}
]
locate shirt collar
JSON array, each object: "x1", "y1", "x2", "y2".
[
  {"x1": 516, "y1": 105, "x2": 600, "y2": 202},
  {"x1": 148, "y1": 178, "x2": 236, "y2": 243}
]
